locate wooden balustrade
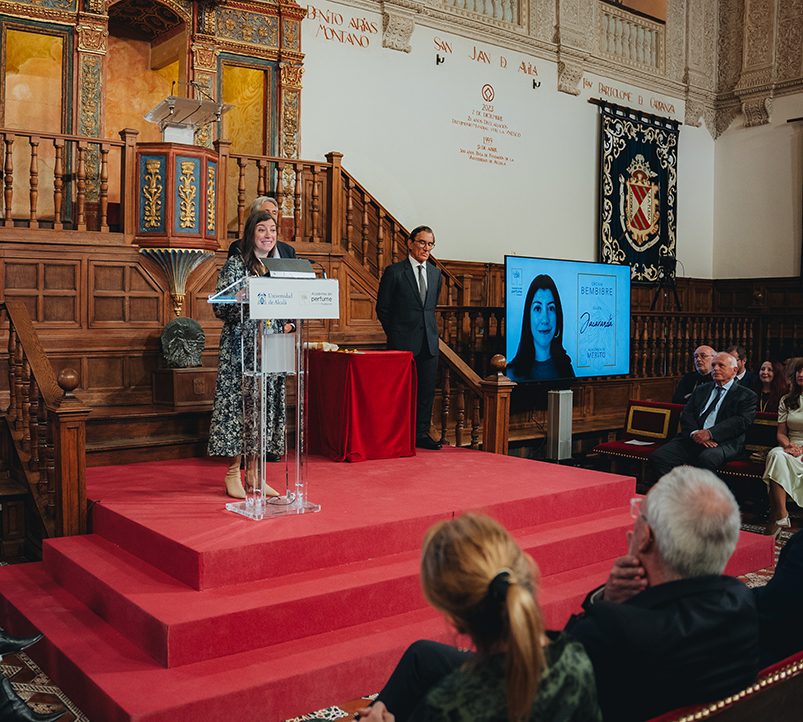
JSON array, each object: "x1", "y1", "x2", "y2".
[
  {"x1": 1, "y1": 301, "x2": 91, "y2": 540},
  {"x1": 437, "y1": 343, "x2": 515, "y2": 453},
  {"x1": 437, "y1": 305, "x2": 505, "y2": 377},
  {"x1": 226, "y1": 150, "x2": 465, "y2": 297},
  {"x1": 0, "y1": 127, "x2": 125, "y2": 232},
  {"x1": 637, "y1": 312, "x2": 766, "y2": 376}
]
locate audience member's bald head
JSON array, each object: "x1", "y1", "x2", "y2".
[{"x1": 693, "y1": 345, "x2": 716, "y2": 376}]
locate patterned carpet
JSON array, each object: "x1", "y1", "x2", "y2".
[{"x1": 0, "y1": 527, "x2": 790, "y2": 722}]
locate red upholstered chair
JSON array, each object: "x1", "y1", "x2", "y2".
[
  {"x1": 717, "y1": 411, "x2": 779, "y2": 480},
  {"x1": 645, "y1": 650, "x2": 803, "y2": 722},
  {"x1": 592, "y1": 400, "x2": 686, "y2": 485}
]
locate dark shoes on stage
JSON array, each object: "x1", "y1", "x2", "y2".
[
  {"x1": 0, "y1": 677, "x2": 64, "y2": 722},
  {"x1": 265, "y1": 452, "x2": 282, "y2": 462},
  {"x1": 0, "y1": 631, "x2": 64, "y2": 722},
  {"x1": 415, "y1": 435, "x2": 442, "y2": 450},
  {"x1": 0, "y1": 630, "x2": 43, "y2": 658}
]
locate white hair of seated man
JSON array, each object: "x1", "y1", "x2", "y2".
[{"x1": 646, "y1": 466, "x2": 741, "y2": 579}]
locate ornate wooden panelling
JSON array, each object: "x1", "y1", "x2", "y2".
[
  {"x1": 715, "y1": 277, "x2": 803, "y2": 312},
  {"x1": 89, "y1": 261, "x2": 164, "y2": 326},
  {"x1": 3, "y1": 261, "x2": 80, "y2": 325}
]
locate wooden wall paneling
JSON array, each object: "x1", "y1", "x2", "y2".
[
  {"x1": 185, "y1": 256, "x2": 222, "y2": 323},
  {"x1": 89, "y1": 260, "x2": 164, "y2": 327}
]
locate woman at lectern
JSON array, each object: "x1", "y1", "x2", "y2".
[
  {"x1": 357, "y1": 514, "x2": 601, "y2": 722},
  {"x1": 507, "y1": 275, "x2": 575, "y2": 381},
  {"x1": 208, "y1": 210, "x2": 293, "y2": 499}
]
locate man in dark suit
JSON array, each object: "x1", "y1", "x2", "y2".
[
  {"x1": 566, "y1": 466, "x2": 759, "y2": 722},
  {"x1": 652, "y1": 352, "x2": 757, "y2": 478},
  {"x1": 227, "y1": 196, "x2": 295, "y2": 259},
  {"x1": 376, "y1": 226, "x2": 443, "y2": 450},
  {"x1": 727, "y1": 344, "x2": 758, "y2": 390},
  {"x1": 672, "y1": 344, "x2": 715, "y2": 404}
]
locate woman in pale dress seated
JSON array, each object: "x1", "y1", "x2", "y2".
[{"x1": 763, "y1": 357, "x2": 803, "y2": 537}]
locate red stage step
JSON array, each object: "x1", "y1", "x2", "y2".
[{"x1": 0, "y1": 449, "x2": 776, "y2": 721}]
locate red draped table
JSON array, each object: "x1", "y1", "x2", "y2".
[{"x1": 307, "y1": 350, "x2": 417, "y2": 462}]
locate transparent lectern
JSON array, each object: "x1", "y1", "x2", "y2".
[{"x1": 208, "y1": 260, "x2": 339, "y2": 520}]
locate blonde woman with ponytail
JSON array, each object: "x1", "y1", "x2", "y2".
[{"x1": 358, "y1": 514, "x2": 600, "y2": 722}]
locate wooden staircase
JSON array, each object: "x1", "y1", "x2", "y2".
[{"x1": 85, "y1": 405, "x2": 212, "y2": 467}]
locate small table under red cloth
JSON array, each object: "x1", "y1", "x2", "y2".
[{"x1": 307, "y1": 349, "x2": 417, "y2": 462}]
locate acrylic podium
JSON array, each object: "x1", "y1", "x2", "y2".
[{"x1": 208, "y1": 259, "x2": 339, "y2": 520}]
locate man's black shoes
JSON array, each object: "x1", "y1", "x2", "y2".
[
  {"x1": 0, "y1": 631, "x2": 43, "y2": 659},
  {"x1": 415, "y1": 436, "x2": 442, "y2": 450}
]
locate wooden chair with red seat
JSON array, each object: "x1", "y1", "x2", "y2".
[{"x1": 592, "y1": 399, "x2": 686, "y2": 485}]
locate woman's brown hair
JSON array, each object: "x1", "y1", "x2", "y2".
[
  {"x1": 240, "y1": 210, "x2": 275, "y2": 276},
  {"x1": 783, "y1": 357, "x2": 803, "y2": 411},
  {"x1": 420, "y1": 514, "x2": 546, "y2": 722}
]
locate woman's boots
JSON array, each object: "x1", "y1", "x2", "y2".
[
  {"x1": 224, "y1": 456, "x2": 246, "y2": 499},
  {"x1": 245, "y1": 456, "x2": 280, "y2": 498}
]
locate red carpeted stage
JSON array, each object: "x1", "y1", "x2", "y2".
[{"x1": 0, "y1": 449, "x2": 775, "y2": 722}]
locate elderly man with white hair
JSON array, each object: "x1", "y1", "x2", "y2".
[
  {"x1": 566, "y1": 467, "x2": 759, "y2": 722},
  {"x1": 651, "y1": 351, "x2": 757, "y2": 478}
]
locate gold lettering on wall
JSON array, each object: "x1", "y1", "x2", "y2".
[
  {"x1": 178, "y1": 161, "x2": 197, "y2": 228},
  {"x1": 207, "y1": 166, "x2": 216, "y2": 232},
  {"x1": 143, "y1": 160, "x2": 163, "y2": 228}
]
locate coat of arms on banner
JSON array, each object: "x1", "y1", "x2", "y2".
[
  {"x1": 621, "y1": 155, "x2": 660, "y2": 249},
  {"x1": 598, "y1": 104, "x2": 679, "y2": 285}
]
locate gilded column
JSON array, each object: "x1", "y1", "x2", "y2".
[
  {"x1": 190, "y1": 40, "x2": 220, "y2": 148},
  {"x1": 278, "y1": 2, "x2": 306, "y2": 217},
  {"x1": 75, "y1": 12, "x2": 108, "y2": 203}
]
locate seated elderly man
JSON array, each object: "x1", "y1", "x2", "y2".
[
  {"x1": 672, "y1": 345, "x2": 715, "y2": 404},
  {"x1": 651, "y1": 352, "x2": 756, "y2": 479},
  {"x1": 566, "y1": 466, "x2": 759, "y2": 722},
  {"x1": 359, "y1": 468, "x2": 758, "y2": 722}
]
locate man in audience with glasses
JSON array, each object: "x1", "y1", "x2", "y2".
[
  {"x1": 672, "y1": 345, "x2": 716, "y2": 404},
  {"x1": 359, "y1": 468, "x2": 758, "y2": 722},
  {"x1": 566, "y1": 467, "x2": 759, "y2": 721},
  {"x1": 376, "y1": 226, "x2": 443, "y2": 450}
]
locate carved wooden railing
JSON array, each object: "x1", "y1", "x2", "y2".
[
  {"x1": 1, "y1": 301, "x2": 91, "y2": 540},
  {"x1": 225, "y1": 150, "x2": 466, "y2": 303},
  {"x1": 630, "y1": 312, "x2": 760, "y2": 378},
  {"x1": 439, "y1": 305, "x2": 505, "y2": 378},
  {"x1": 0, "y1": 127, "x2": 128, "y2": 232},
  {"x1": 437, "y1": 344, "x2": 516, "y2": 453}
]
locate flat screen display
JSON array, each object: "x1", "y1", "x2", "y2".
[{"x1": 505, "y1": 256, "x2": 631, "y2": 382}]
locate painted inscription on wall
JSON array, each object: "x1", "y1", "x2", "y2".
[
  {"x1": 437, "y1": 39, "x2": 537, "y2": 169},
  {"x1": 435, "y1": 37, "x2": 540, "y2": 78},
  {"x1": 452, "y1": 84, "x2": 522, "y2": 167},
  {"x1": 307, "y1": 5, "x2": 378, "y2": 48},
  {"x1": 582, "y1": 77, "x2": 677, "y2": 116}
]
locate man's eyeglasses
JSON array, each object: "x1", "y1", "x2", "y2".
[
  {"x1": 413, "y1": 240, "x2": 436, "y2": 249},
  {"x1": 630, "y1": 497, "x2": 648, "y2": 523}
]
